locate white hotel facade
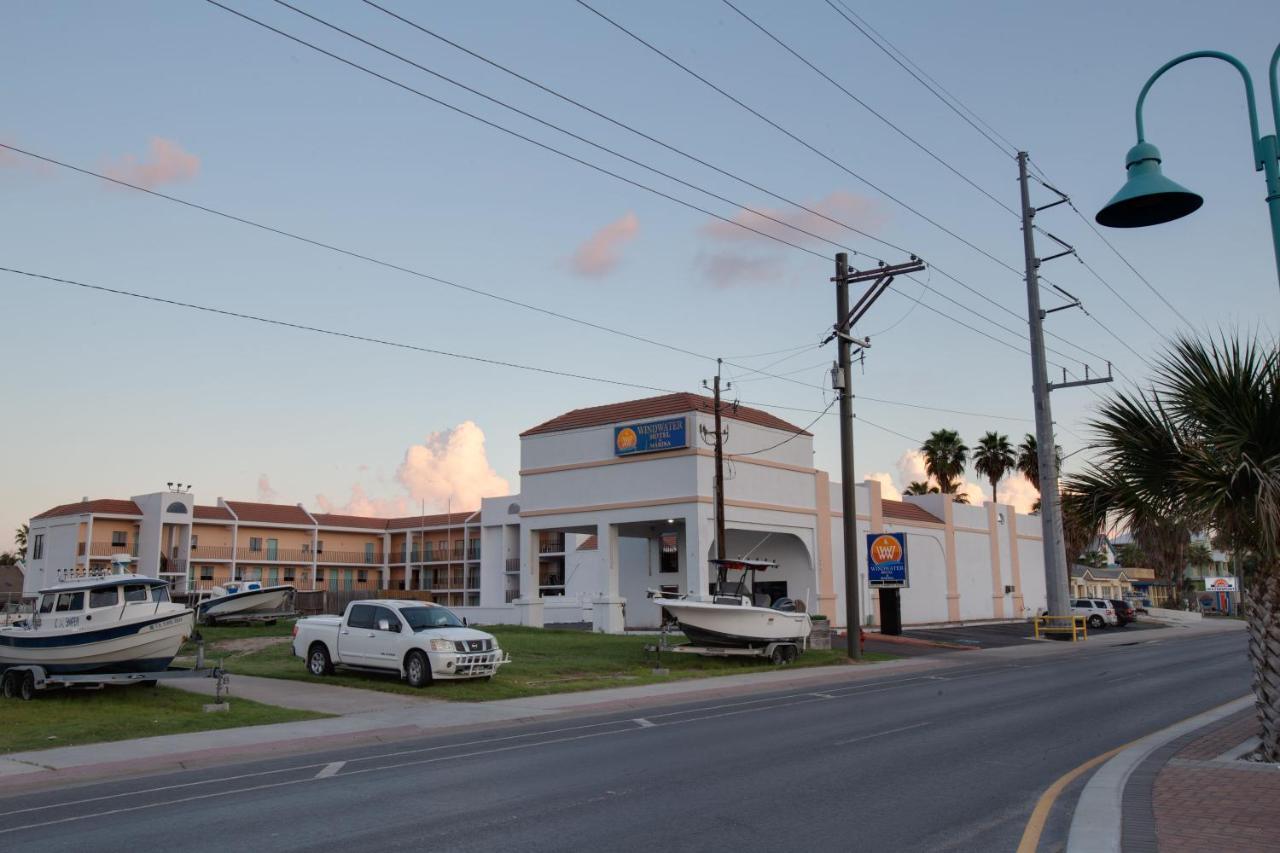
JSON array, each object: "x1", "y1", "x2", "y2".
[{"x1": 25, "y1": 393, "x2": 1048, "y2": 631}]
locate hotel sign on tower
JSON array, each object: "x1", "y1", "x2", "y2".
[{"x1": 613, "y1": 417, "x2": 688, "y2": 456}]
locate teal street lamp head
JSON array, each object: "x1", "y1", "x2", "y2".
[{"x1": 1096, "y1": 142, "x2": 1204, "y2": 228}]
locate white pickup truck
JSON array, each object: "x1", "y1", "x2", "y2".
[{"x1": 291, "y1": 599, "x2": 509, "y2": 687}]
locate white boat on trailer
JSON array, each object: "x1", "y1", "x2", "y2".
[
  {"x1": 649, "y1": 558, "x2": 811, "y2": 654},
  {"x1": 197, "y1": 581, "x2": 296, "y2": 624},
  {"x1": 0, "y1": 559, "x2": 195, "y2": 678}
]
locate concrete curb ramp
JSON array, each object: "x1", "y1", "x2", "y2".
[{"x1": 1065, "y1": 694, "x2": 1254, "y2": 853}]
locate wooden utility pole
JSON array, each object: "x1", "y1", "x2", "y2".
[{"x1": 702, "y1": 359, "x2": 728, "y2": 562}]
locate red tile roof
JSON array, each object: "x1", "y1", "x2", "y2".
[
  {"x1": 882, "y1": 500, "x2": 943, "y2": 525},
  {"x1": 33, "y1": 499, "x2": 142, "y2": 520},
  {"x1": 521, "y1": 392, "x2": 806, "y2": 437},
  {"x1": 193, "y1": 505, "x2": 235, "y2": 521},
  {"x1": 577, "y1": 535, "x2": 598, "y2": 551},
  {"x1": 224, "y1": 501, "x2": 314, "y2": 525},
  {"x1": 312, "y1": 513, "x2": 393, "y2": 530},
  {"x1": 386, "y1": 511, "x2": 480, "y2": 530}
]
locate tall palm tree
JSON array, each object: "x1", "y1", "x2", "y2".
[
  {"x1": 903, "y1": 481, "x2": 939, "y2": 496},
  {"x1": 14, "y1": 524, "x2": 27, "y2": 557},
  {"x1": 920, "y1": 429, "x2": 968, "y2": 497},
  {"x1": 973, "y1": 432, "x2": 1016, "y2": 504},
  {"x1": 1064, "y1": 333, "x2": 1279, "y2": 761},
  {"x1": 1016, "y1": 434, "x2": 1041, "y2": 493}
]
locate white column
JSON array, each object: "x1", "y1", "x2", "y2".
[
  {"x1": 514, "y1": 526, "x2": 544, "y2": 627},
  {"x1": 592, "y1": 522, "x2": 625, "y2": 633},
  {"x1": 685, "y1": 511, "x2": 714, "y2": 600}
]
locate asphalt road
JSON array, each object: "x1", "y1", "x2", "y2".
[{"x1": 0, "y1": 631, "x2": 1250, "y2": 852}]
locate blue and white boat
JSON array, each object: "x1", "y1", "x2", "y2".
[
  {"x1": 197, "y1": 581, "x2": 295, "y2": 624},
  {"x1": 0, "y1": 564, "x2": 194, "y2": 675}
]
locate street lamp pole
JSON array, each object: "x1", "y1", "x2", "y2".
[{"x1": 1096, "y1": 43, "x2": 1280, "y2": 292}]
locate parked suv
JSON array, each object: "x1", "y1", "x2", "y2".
[
  {"x1": 1108, "y1": 599, "x2": 1137, "y2": 626},
  {"x1": 1070, "y1": 598, "x2": 1118, "y2": 629}
]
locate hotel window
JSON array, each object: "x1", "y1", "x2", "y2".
[
  {"x1": 32, "y1": 534, "x2": 44, "y2": 560},
  {"x1": 659, "y1": 534, "x2": 678, "y2": 573},
  {"x1": 112, "y1": 531, "x2": 128, "y2": 548},
  {"x1": 315, "y1": 569, "x2": 325, "y2": 583},
  {"x1": 200, "y1": 566, "x2": 214, "y2": 581},
  {"x1": 316, "y1": 540, "x2": 324, "y2": 554},
  {"x1": 249, "y1": 537, "x2": 263, "y2": 552},
  {"x1": 191, "y1": 534, "x2": 199, "y2": 550},
  {"x1": 284, "y1": 568, "x2": 296, "y2": 582},
  {"x1": 357, "y1": 570, "x2": 368, "y2": 584}
]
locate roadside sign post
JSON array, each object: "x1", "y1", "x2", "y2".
[{"x1": 867, "y1": 533, "x2": 909, "y2": 636}]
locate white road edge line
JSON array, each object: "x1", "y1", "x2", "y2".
[
  {"x1": 835, "y1": 721, "x2": 932, "y2": 746},
  {"x1": 632, "y1": 718, "x2": 655, "y2": 728},
  {"x1": 314, "y1": 762, "x2": 345, "y2": 779}
]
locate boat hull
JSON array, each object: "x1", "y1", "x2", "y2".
[
  {"x1": 199, "y1": 586, "x2": 295, "y2": 621},
  {"x1": 0, "y1": 610, "x2": 195, "y2": 674},
  {"x1": 659, "y1": 599, "x2": 811, "y2": 648}
]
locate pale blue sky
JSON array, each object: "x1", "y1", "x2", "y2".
[{"x1": 3, "y1": 0, "x2": 1277, "y2": 540}]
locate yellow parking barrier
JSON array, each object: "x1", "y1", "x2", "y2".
[{"x1": 1033, "y1": 615, "x2": 1088, "y2": 641}]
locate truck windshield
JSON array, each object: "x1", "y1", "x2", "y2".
[{"x1": 400, "y1": 606, "x2": 464, "y2": 630}]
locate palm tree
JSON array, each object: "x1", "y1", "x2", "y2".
[
  {"x1": 973, "y1": 432, "x2": 1016, "y2": 504},
  {"x1": 1064, "y1": 333, "x2": 1279, "y2": 761},
  {"x1": 1016, "y1": 434, "x2": 1041, "y2": 493},
  {"x1": 14, "y1": 524, "x2": 27, "y2": 558},
  {"x1": 903, "y1": 481, "x2": 939, "y2": 496},
  {"x1": 920, "y1": 429, "x2": 968, "y2": 498}
]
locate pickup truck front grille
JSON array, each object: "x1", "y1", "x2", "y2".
[{"x1": 454, "y1": 639, "x2": 493, "y2": 653}]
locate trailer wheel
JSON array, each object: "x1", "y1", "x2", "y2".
[
  {"x1": 770, "y1": 645, "x2": 786, "y2": 665},
  {"x1": 20, "y1": 672, "x2": 36, "y2": 701},
  {"x1": 782, "y1": 645, "x2": 799, "y2": 664},
  {"x1": 307, "y1": 643, "x2": 333, "y2": 676},
  {"x1": 1, "y1": 671, "x2": 15, "y2": 699}
]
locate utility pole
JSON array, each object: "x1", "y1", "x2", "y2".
[
  {"x1": 1017, "y1": 151, "x2": 1112, "y2": 618},
  {"x1": 701, "y1": 360, "x2": 728, "y2": 562},
  {"x1": 831, "y1": 252, "x2": 925, "y2": 660}
]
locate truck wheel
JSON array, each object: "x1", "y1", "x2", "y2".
[
  {"x1": 307, "y1": 643, "x2": 333, "y2": 677},
  {"x1": 20, "y1": 672, "x2": 36, "y2": 701},
  {"x1": 405, "y1": 650, "x2": 431, "y2": 688},
  {"x1": 1, "y1": 671, "x2": 16, "y2": 699},
  {"x1": 1088, "y1": 615, "x2": 1104, "y2": 629}
]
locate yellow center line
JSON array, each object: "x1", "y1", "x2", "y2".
[{"x1": 1014, "y1": 741, "x2": 1134, "y2": 853}]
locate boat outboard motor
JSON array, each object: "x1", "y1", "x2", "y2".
[{"x1": 772, "y1": 597, "x2": 798, "y2": 612}]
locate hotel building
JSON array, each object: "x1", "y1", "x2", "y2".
[{"x1": 24, "y1": 393, "x2": 1049, "y2": 631}]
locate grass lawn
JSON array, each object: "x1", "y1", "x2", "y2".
[
  {"x1": 1, "y1": 685, "x2": 329, "y2": 755},
  {"x1": 186, "y1": 622, "x2": 895, "y2": 702}
]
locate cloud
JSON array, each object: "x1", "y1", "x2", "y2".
[
  {"x1": 256, "y1": 474, "x2": 279, "y2": 503},
  {"x1": 316, "y1": 484, "x2": 409, "y2": 518},
  {"x1": 700, "y1": 191, "x2": 884, "y2": 247},
  {"x1": 103, "y1": 137, "x2": 199, "y2": 189},
  {"x1": 315, "y1": 422, "x2": 509, "y2": 518},
  {"x1": 694, "y1": 251, "x2": 787, "y2": 289},
  {"x1": 865, "y1": 471, "x2": 901, "y2": 501},
  {"x1": 895, "y1": 450, "x2": 930, "y2": 486},
  {"x1": 0, "y1": 135, "x2": 55, "y2": 177},
  {"x1": 570, "y1": 212, "x2": 638, "y2": 277}
]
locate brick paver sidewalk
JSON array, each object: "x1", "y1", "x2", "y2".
[{"x1": 1153, "y1": 708, "x2": 1280, "y2": 852}]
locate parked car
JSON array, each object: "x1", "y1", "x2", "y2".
[
  {"x1": 291, "y1": 599, "x2": 510, "y2": 687},
  {"x1": 1108, "y1": 599, "x2": 1137, "y2": 626},
  {"x1": 1070, "y1": 598, "x2": 1119, "y2": 629}
]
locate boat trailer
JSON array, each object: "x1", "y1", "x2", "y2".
[{"x1": 0, "y1": 636, "x2": 227, "y2": 701}]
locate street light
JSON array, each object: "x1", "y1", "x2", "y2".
[{"x1": 1096, "y1": 44, "x2": 1280, "y2": 290}]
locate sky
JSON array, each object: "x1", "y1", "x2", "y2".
[{"x1": 2, "y1": 0, "x2": 1277, "y2": 544}]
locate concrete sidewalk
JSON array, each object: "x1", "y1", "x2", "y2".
[{"x1": 0, "y1": 618, "x2": 1244, "y2": 793}]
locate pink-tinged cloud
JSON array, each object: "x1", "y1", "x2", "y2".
[
  {"x1": 864, "y1": 471, "x2": 902, "y2": 502},
  {"x1": 700, "y1": 191, "x2": 885, "y2": 247},
  {"x1": 256, "y1": 474, "x2": 279, "y2": 503},
  {"x1": 0, "y1": 136, "x2": 54, "y2": 177},
  {"x1": 103, "y1": 137, "x2": 200, "y2": 189},
  {"x1": 570, "y1": 212, "x2": 638, "y2": 277},
  {"x1": 315, "y1": 485, "x2": 409, "y2": 518},
  {"x1": 314, "y1": 422, "x2": 509, "y2": 518},
  {"x1": 695, "y1": 251, "x2": 787, "y2": 289}
]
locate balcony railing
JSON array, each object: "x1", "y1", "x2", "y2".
[
  {"x1": 82, "y1": 542, "x2": 140, "y2": 557},
  {"x1": 189, "y1": 545, "x2": 235, "y2": 560},
  {"x1": 314, "y1": 550, "x2": 382, "y2": 565},
  {"x1": 403, "y1": 543, "x2": 481, "y2": 563},
  {"x1": 539, "y1": 536, "x2": 565, "y2": 554},
  {"x1": 505, "y1": 557, "x2": 521, "y2": 573}
]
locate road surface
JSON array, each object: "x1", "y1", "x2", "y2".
[{"x1": 0, "y1": 630, "x2": 1250, "y2": 852}]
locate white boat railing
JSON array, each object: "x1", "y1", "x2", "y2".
[{"x1": 56, "y1": 563, "x2": 135, "y2": 583}]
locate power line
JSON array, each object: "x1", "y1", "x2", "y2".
[
  {"x1": 574, "y1": 0, "x2": 1030, "y2": 278},
  {"x1": 728, "y1": 397, "x2": 836, "y2": 457},
  {"x1": 825, "y1": 0, "x2": 1020, "y2": 159},
  {"x1": 719, "y1": 0, "x2": 1018, "y2": 218},
  {"x1": 208, "y1": 1, "x2": 1102, "y2": 378},
  {"x1": 1, "y1": 265, "x2": 679, "y2": 394}
]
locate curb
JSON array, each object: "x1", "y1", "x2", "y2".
[{"x1": 1065, "y1": 694, "x2": 1254, "y2": 853}]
